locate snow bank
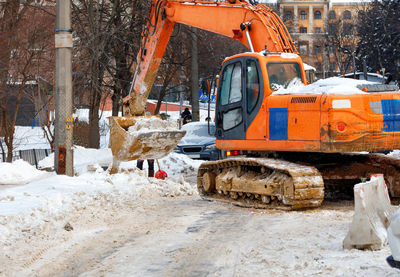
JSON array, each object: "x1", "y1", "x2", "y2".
[
  {"x1": 387, "y1": 150, "x2": 400, "y2": 159},
  {"x1": 0, "y1": 150, "x2": 201, "y2": 244},
  {"x1": 38, "y1": 146, "x2": 202, "y2": 179},
  {"x1": 159, "y1": 152, "x2": 204, "y2": 179},
  {"x1": 272, "y1": 77, "x2": 376, "y2": 95},
  {"x1": 39, "y1": 146, "x2": 113, "y2": 174},
  {"x1": 0, "y1": 160, "x2": 51, "y2": 185}
]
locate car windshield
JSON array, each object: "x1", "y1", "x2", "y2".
[{"x1": 182, "y1": 123, "x2": 215, "y2": 138}]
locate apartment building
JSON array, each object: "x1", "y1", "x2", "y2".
[{"x1": 260, "y1": 0, "x2": 367, "y2": 77}]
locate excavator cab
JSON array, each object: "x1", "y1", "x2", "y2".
[{"x1": 214, "y1": 52, "x2": 306, "y2": 143}]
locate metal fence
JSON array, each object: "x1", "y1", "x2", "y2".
[{"x1": 0, "y1": 149, "x2": 52, "y2": 168}]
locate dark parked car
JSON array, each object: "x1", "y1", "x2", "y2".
[{"x1": 174, "y1": 122, "x2": 219, "y2": 160}]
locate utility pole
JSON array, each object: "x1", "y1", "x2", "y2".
[
  {"x1": 191, "y1": 27, "x2": 199, "y2": 122},
  {"x1": 55, "y1": 0, "x2": 73, "y2": 176}
]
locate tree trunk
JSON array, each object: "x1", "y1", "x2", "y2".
[
  {"x1": 6, "y1": 147, "x2": 13, "y2": 163},
  {"x1": 88, "y1": 107, "x2": 100, "y2": 148},
  {"x1": 191, "y1": 27, "x2": 199, "y2": 122},
  {"x1": 111, "y1": 88, "x2": 120, "y2": 116},
  {"x1": 154, "y1": 87, "x2": 168, "y2": 115}
]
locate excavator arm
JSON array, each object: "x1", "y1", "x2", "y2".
[
  {"x1": 110, "y1": 0, "x2": 300, "y2": 172},
  {"x1": 125, "y1": 0, "x2": 297, "y2": 115}
]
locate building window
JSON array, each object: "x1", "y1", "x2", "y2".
[
  {"x1": 284, "y1": 11, "x2": 293, "y2": 21},
  {"x1": 314, "y1": 11, "x2": 322, "y2": 20},
  {"x1": 328, "y1": 23, "x2": 337, "y2": 35},
  {"x1": 329, "y1": 45, "x2": 336, "y2": 54},
  {"x1": 300, "y1": 11, "x2": 307, "y2": 20},
  {"x1": 343, "y1": 23, "x2": 353, "y2": 36},
  {"x1": 299, "y1": 45, "x2": 308, "y2": 55},
  {"x1": 314, "y1": 27, "x2": 322, "y2": 33},
  {"x1": 328, "y1": 10, "x2": 336, "y2": 20},
  {"x1": 343, "y1": 10, "x2": 352, "y2": 19},
  {"x1": 329, "y1": 62, "x2": 336, "y2": 71},
  {"x1": 314, "y1": 45, "x2": 321, "y2": 54},
  {"x1": 300, "y1": 27, "x2": 307, "y2": 33}
]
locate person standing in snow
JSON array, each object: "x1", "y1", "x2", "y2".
[
  {"x1": 181, "y1": 108, "x2": 192, "y2": 125},
  {"x1": 136, "y1": 159, "x2": 154, "y2": 177}
]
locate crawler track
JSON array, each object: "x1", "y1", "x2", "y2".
[{"x1": 197, "y1": 158, "x2": 324, "y2": 210}]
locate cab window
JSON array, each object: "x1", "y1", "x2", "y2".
[
  {"x1": 267, "y1": 62, "x2": 303, "y2": 91},
  {"x1": 246, "y1": 60, "x2": 260, "y2": 112},
  {"x1": 219, "y1": 62, "x2": 242, "y2": 105}
]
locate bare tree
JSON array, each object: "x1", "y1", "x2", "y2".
[
  {"x1": 72, "y1": 0, "x2": 151, "y2": 147},
  {"x1": 316, "y1": 15, "x2": 359, "y2": 76},
  {"x1": 0, "y1": 2, "x2": 54, "y2": 161}
]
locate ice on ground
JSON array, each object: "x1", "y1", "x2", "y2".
[
  {"x1": 272, "y1": 77, "x2": 376, "y2": 95},
  {"x1": 0, "y1": 160, "x2": 51, "y2": 185}
]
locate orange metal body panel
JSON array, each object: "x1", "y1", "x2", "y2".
[{"x1": 320, "y1": 93, "x2": 400, "y2": 152}]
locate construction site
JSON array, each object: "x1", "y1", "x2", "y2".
[{"x1": 1, "y1": 0, "x2": 400, "y2": 275}]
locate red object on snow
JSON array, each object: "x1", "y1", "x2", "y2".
[{"x1": 155, "y1": 170, "x2": 168, "y2": 180}]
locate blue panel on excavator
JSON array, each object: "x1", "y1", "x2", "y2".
[
  {"x1": 382, "y1": 99, "x2": 400, "y2": 132},
  {"x1": 269, "y1": 108, "x2": 288, "y2": 140}
]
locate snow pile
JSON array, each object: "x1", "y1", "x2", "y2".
[
  {"x1": 0, "y1": 160, "x2": 51, "y2": 185},
  {"x1": 38, "y1": 146, "x2": 113, "y2": 174},
  {"x1": 387, "y1": 150, "x2": 400, "y2": 159},
  {"x1": 0, "y1": 151, "x2": 200, "y2": 244},
  {"x1": 272, "y1": 77, "x2": 376, "y2": 95},
  {"x1": 159, "y1": 152, "x2": 204, "y2": 179},
  {"x1": 38, "y1": 146, "x2": 202, "y2": 179},
  {"x1": 127, "y1": 116, "x2": 178, "y2": 136}
]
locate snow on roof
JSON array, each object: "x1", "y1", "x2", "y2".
[
  {"x1": 272, "y1": 77, "x2": 375, "y2": 95},
  {"x1": 303, "y1": 63, "x2": 316, "y2": 72},
  {"x1": 331, "y1": 0, "x2": 371, "y2": 3},
  {"x1": 343, "y1": 72, "x2": 384, "y2": 78}
]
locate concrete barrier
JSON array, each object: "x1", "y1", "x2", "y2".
[
  {"x1": 343, "y1": 174, "x2": 394, "y2": 250},
  {"x1": 388, "y1": 207, "x2": 400, "y2": 262}
]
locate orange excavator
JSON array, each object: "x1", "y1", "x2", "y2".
[{"x1": 110, "y1": 0, "x2": 400, "y2": 209}]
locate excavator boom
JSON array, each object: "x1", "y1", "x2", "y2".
[{"x1": 127, "y1": 0, "x2": 298, "y2": 115}]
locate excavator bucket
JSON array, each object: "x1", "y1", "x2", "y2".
[{"x1": 109, "y1": 116, "x2": 186, "y2": 168}]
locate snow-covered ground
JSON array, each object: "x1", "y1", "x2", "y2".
[{"x1": 0, "y1": 146, "x2": 399, "y2": 276}]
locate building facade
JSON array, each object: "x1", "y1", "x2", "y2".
[{"x1": 260, "y1": 0, "x2": 367, "y2": 78}]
